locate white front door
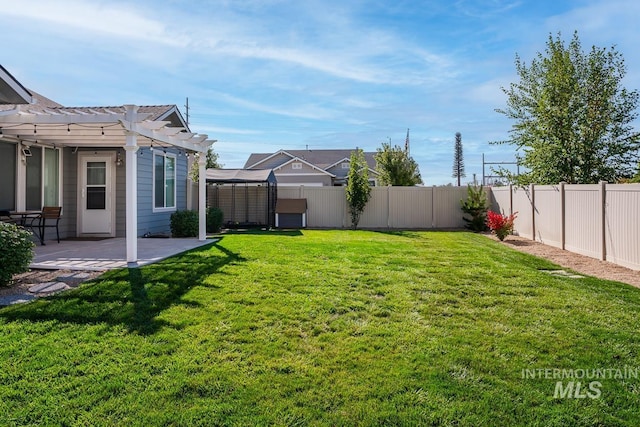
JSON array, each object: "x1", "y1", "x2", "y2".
[{"x1": 78, "y1": 153, "x2": 116, "y2": 236}]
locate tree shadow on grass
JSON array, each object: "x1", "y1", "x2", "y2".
[{"x1": 0, "y1": 240, "x2": 245, "y2": 335}]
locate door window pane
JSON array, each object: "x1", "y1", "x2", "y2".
[
  {"x1": 87, "y1": 162, "x2": 106, "y2": 185},
  {"x1": 0, "y1": 142, "x2": 16, "y2": 210},
  {"x1": 86, "y1": 187, "x2": 106, "y2": 209},
  {"x1": 154, "y1": 155, "x2": 165, "y2": 208},
  {"x1": 153, "y1": 153, "x2": 176, "y2": 209},
  {"x1": 26, "y1": 146, "x2": 42, "y2": 210},
  {"x1": 44, "y1": 148, "x2": 59, "y2": 206},
  {"x1": 165, "y1": 156, "x2": 175, "y2": 207}
]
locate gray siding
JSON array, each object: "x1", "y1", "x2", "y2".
[{"x1": 115, "y1": 153, "x2": 126, "y2": 237}]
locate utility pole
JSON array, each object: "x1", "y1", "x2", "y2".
[{"x1": 184, "y1": 97, "x2": 190, "y2": 126}]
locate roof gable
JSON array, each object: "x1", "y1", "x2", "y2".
[
  {"x1": 273, "y1": 157, "x2": 335, "y2": 177},
  {"x1": 245, "y1": 150, "x2": 296, "y2": 169}
]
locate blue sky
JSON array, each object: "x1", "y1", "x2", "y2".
[{"x1": 2, "y1": 0, "x2": 639, "y2": 184}]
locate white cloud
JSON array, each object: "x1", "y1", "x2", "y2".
[{"x1": 1, "y1": 0, "x2": 188, "y2": 47}]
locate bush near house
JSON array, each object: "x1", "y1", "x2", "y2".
[
  {"x1": 170, "y1": 210, "x2": 199, "y2": 237},
  {"x1": 0, "y1": 222, "x2": 35, "y2": 286},
  {"x1": 206, "y1": 207, "x2": 224, "y2": 233}
]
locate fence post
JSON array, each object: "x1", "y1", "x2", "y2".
[
  {"x1": 431, "y1": 186, "x2": 436, "y2": 228},
  {"x1": 508, "y1": 184, "x2": 513, "y2": 215},
  {"x1": 600, "y1": 181, "x2": 607, "y2": 261},
  {"x1": 530, "y1": 183, "x2": 535, "y2": 241},
  {"x1": 387, "y1": 186, "x2": 391, "y2": 229},
  {"x1": 559, "y1": 182, "x2": 566, "y2": 250}
]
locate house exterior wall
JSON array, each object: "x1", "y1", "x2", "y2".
[
  {"x1": 326, "y1": 163, "x2": 351, "y2": 180},
  {"x1": 136, "y1": 147, "x2": 188, "y2": 237}
]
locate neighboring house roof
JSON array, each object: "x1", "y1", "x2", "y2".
[
  {"x1": 272, "y1": 156, "x2": 336, "y2": 177},
  {"x1": 0, "y1": 65, "x2": 33, "y2": 104},
  {"x1": 205, "y1": 169, "x2": 277, "y2": 184},
  {"x1": 244, "y1": 149, "x2": 377, "y2": 172}
]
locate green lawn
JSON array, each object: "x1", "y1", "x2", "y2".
[{"x1": 1, "y1": 230, "x2": 639, "y2": 426}]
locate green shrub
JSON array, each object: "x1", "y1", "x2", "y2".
[
  {"x1": 206, "y1": 207, "x2": 224, "y2": 233},
  {"x1": 0, "y1": 222, "x2": 35, "y2": 286},
  {"x1": 170, "y1": 210, "x2": 199, "y2": 237},
  {"x1": 461, "y1": 185, "x2": 489, "y2": 232}
]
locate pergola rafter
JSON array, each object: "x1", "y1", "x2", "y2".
[{"x1": 0, "y1": 104, "x2": 215, "y2": 264}]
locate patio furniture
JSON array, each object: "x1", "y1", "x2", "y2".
[
  {"x1": 8, "y1": 210, "x2": 41, "y2": 226},
  {"x1": 28, "y1": 206, "x2": 62, "y2": 245},
  {"x1": 0, "y1": 210, "x2": 16, "y2": 224}
]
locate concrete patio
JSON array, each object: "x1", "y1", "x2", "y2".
[{"x1": 31, "y1": 237, "x2": 216, "y2": 271}]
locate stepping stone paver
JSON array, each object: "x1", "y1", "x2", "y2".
[{"x1": 28, "y1": 282, "x2": 70, "y2": 295}]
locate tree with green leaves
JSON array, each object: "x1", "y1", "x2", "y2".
[
  {"x1": 190, "y1": 147, "x2": 223, "y2": 182},
  {"x1": 346, "y1": 148, "x2": 372, "y2": 229},
  {"x1": 374, "y1": 142, "x2": 422, "y2": 186},
  {"x1": 494, "y1": 31, "x2": 640, "y2": 184},
  {"x1": 452, "y1": 132, "x2": 465, "y2": 186}
]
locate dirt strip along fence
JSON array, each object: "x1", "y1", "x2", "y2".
[{"x1": 491, "y1": 183, "x2": 640, "y2": 271}]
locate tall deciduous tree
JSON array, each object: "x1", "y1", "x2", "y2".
[
  {"x1": 346, "y1": 149, "x2": 372, "y2": 229},
  {"x1": 374, "y1": 143, "x2": 422, "y2": 186},
  {"x1": 452, "y1": 132, "x2": 465, "y2": 186},
  {"x1": 494, "y1": 31, "x2": 640, "y2": 184}
]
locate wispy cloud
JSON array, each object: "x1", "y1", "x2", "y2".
[{"x1": 1, "y1": 0, "x2": 188, "y2": 47}]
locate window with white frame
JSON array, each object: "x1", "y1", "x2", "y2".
[
  {"x1": 292, "y1": 162, "x2": 302, "y2": 169},
  {"x1": 153, "y1": 152, "x2": 176, "y2": 210},
  {"x1": 342, "y1": 162, "x2": 350, "y2": 169}
]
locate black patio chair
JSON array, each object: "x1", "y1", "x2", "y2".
[{"x1": 28, "y1": 206, "x2": 62, "y2": 245}]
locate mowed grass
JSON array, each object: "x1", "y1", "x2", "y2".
[{"x1": 1, "y1": 230, "x2": 640, "y2": 426}]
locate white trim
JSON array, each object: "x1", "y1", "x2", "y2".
[
  {"x1": 325, "y1": 157, "x2": 351, "y2": 170},
  {"x1": 245, "y1": 149, "x2": 295, "y2": 169},
  {"x1": 152, "y1": 151, "x2": 178, "y2": 212}
]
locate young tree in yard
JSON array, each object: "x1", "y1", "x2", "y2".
[
  {"x1": 190, "y1": 147, "x2": 223, "y2": 182},
  {"x1": 374, "y1": 142, "x2": 422, "y2": 186},
  {"x1": 494, "y1": 31, "x2": 640, "y2": 184},
  {"x1": 346, "y1": 149, "x2": 372, "y2": 229},
  {"x1": 452, "y1": 132, "x2": 465, "y2": 186}
]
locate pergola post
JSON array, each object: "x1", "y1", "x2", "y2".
[
  {"x1": 198, "y1": 152, "x2": 207, "y2": 241},
  {"x1": 124, "y1": 105, "x2": 139, "y2": 264}
]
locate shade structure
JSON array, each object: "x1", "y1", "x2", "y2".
[{"x1": 206, "y1": 169, "x2": 277, "y2": 228}]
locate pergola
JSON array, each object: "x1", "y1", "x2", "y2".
[{"x1": 0, "y1": 104, "x2": 216, "y2": 265}]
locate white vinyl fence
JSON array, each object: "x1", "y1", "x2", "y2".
[
  {"x1": 277, "y1": 186, "x2": 470, "y2": 229},
  {"x1": 491, "y1": 183, "x2": 640, "y2": 271}
]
